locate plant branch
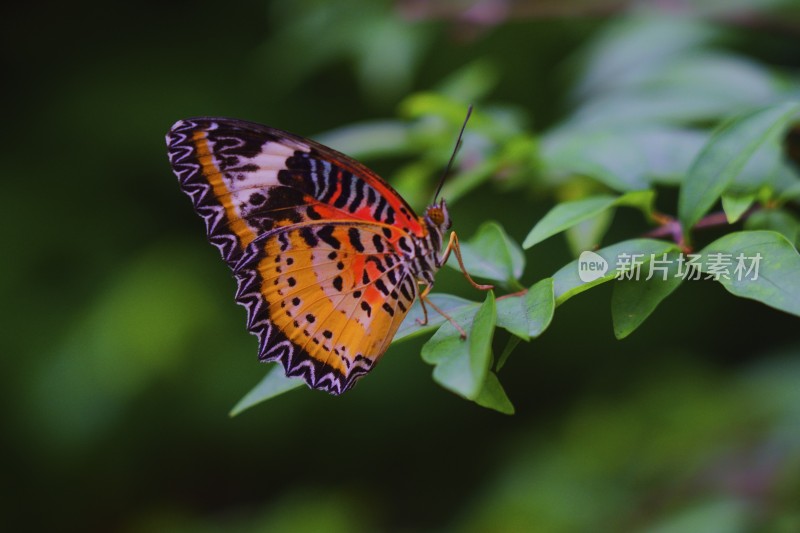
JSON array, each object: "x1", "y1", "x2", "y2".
[{"x1": 644, "y1": 206, "x2": 759, "y2": 251}]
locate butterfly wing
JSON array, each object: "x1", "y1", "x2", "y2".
[
  {"x1": 166, "y1": 117, "x2": 425, "y2": 269},
  {"x1": 236, "y1": 221, "x2": 418, "y2": 394},
  {"x1": 166, "y1": 118, "x2": 425, "y2": 394}
]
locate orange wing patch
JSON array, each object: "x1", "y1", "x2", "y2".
[
  {"x1": 192, "y1": 131, "x2": 258, "y2": 248},
  {"x1": 255, "y1": 223, "x2": 417, "y2": 383}
]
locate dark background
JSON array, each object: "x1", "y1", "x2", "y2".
[{"x1": 3, "y1": 1, "x2": 800, "y2": 531}]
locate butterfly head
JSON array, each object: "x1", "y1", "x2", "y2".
[{"x1": 425, "y1": 199, "x2": 452, "y2": 232}]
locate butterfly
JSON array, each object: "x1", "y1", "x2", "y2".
[{"x1": 165, "y1": 112, "x2": 489, "y2": 395}]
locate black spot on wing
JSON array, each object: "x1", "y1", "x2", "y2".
[
  {"x1": 300, "y1": 227, "x2": 318, "y2": 247},
  {"x1": 399, "y1": 282, "x2": 412, "y2": 301},
  {"x1": 348, "y1": 228, "x2": 365, "y2": 252},
  {"x1": 306, "y1": 206, "x2": 322, "y2": 220},
  {"x1": 317, "y1": 225, "x2": 341, "y2": 249},
  {"x1": 360, "y1": 301, "x2": 372, "y2": 317},
  {"x1": 366, "y1": 256, "x2": 386, "y2": 273},
  {"x1": 398, "y1": 237, "x2": 412, "y2": 254},
  {"x1": 278, "y1": 233, "x2": 290, "y2": 251},
  {"x1": 372, "y1": 234, "x2": 385, "y2": 253},
  {"x1": 375, "y1": 279, "x2": 389, "y2": 295}
]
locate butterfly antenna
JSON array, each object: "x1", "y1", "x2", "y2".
[{"x1": 433, "y1": 105, "x2": 473, "y2": 204}]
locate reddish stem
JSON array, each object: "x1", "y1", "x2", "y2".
[
  {"x1": 644, "y1": 206, "x2": 759, "y2": 252},
  {"x1": 496, "y1": 289, "x2": 528, "y2": 301}
]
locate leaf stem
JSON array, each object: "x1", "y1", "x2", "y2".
[
  {"x1": 496, "y1": 288, "x2": 528, "y2": 301},
  {"x1": 644, "y1": 206, "x2": 760, "y2": 251}
]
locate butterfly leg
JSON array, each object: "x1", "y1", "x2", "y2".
[
  {"x1": 440, "y1": 231, "x2": 494, "y2": 291},
  {"x1": 417, "y1": 283, "x2": 468, "y2": 339},
  {"x1": 415, "y1": 283, "x2": 431, "y2": 326}
]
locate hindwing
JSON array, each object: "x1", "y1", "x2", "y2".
[{"x1": 235, "y1": 221, "x2": 418, "y2": 394}]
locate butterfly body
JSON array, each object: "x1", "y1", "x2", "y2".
[{"x1": 166, "y1": 118, "x2": 453, "y2": 394}]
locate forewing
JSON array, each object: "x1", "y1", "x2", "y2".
[{"x1": 166, "y1": 117, "x2": 424, "y2": 269}]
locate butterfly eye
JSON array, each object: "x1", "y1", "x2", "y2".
[{"x1": 427, "y1": 206, "x2": 445, "y2": 226}]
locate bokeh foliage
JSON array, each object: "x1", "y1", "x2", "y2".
[{"x1": 3, "y1": 0, "x2": 800, "y2": 531}]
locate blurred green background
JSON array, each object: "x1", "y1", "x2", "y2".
[{"x1": 4, "y1": 0, "x2": 800, "y2": 531}]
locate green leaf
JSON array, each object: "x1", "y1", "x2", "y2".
[
  {"x1": 421, "y1": 291, "x2": 496, "y2": 400},
  {"x1": 316, "y1": 120, "x2": 412, "y2": 160},
  {"x1": 744, "y1": 209, "x2": 800, "y2": 245},
  {"x1": 354, "y1": 15, "x2": 428, "y2": 105},
  {"x1": 777, "y1": 180, "x2": 800, "y2": 204},
  {"x1": 524, "y1": 195, "x2": 617, "y2": 249},
  {"x1": 474, "y1": 371, "x2": 515, "y2": 415},
  {"x1": 552, "y1": 239, "x2": 680, "y2": 305},
  {"x1": 721, "y1": 193, "x2": 756, "y2": 223},
  {"x1": 541, "y1": 130, "x2": 650, "y2": 191},
  {"x1": 454, "y1": 222, "x2": 525, "y2": 286},
  {"x1": 440, "y1": 132, "x2": 538, "y2": 203},
  {"x1": 647, "y1": 499, "x2": 755, "y2": 533},
  {"x1": 567, "y1": 51, "x2": 782, "y2": 130},
  {"x1": 571, "y1": 16, "x2": 716, "y2": 100},
  {"x1": 401, "y1": 92, "x2": 476, "y2": 123},
  {"x1": 614, "y1": 189, "x2": 656, "y2": 215},
  {"x1": 438, "y1": 153, "x2": 501, "y2": 204},
  {"x1": 646, "y1": 53, "x2": 778, "y2": 110},
  {"x1": 524, "y1": 191, "x2": 656, "y2": 249},
  {"x1": 495, "y1": 336, "x2": 522, "y2": 372},
  {"x1": 564, "y1": 92, "x2": 746, "y2": 131},
  {"x1": 495, "y1": 278, "x2": 555, "y2": 341},
  {"x1": 566, "y1": 209, "x2": 615, "y2": 257},
  {"x1": 542, "y1": 126, "x2": 707, "y2": 190},
  {"x1": 678, "y1": 102, "x2": 800, "y2": 236},
  {"x1": 699, "y1": 231, "x2": 800, "y2": 317},
  {"x1": 572, "y1": 54, "x2": 780, "y2": 130},
  {"x1": 611, "y1": 252, "x2": 684, "y2": 339},
  {"x1": 436, "y1": 58, "x2": 499, "y2": 102},
  {"x1": 391, "y1": 159, "x2": 438, "y2": 210},
  {"x1": 394, "y1": 293, "x2": 478, "y2": 343},
  {"x1": 727, "y1": 136, "x2": 783, "y2": 193},
  {"x1": 230, "y1": 365, "x2": 304, "y2": 417}
]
